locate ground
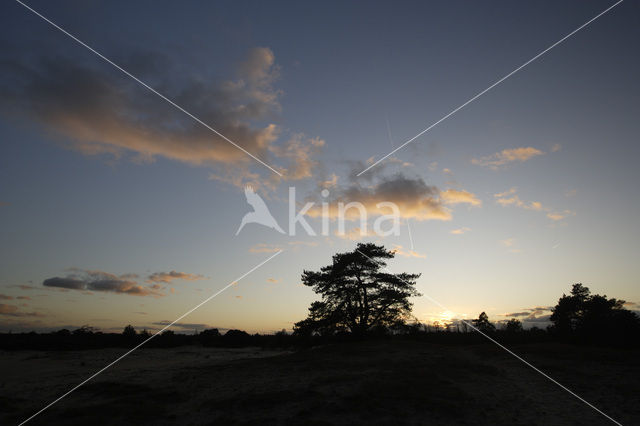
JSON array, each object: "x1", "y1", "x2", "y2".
[{"x1": 1, "y1": 340, "x2": 638, "y2": 425}]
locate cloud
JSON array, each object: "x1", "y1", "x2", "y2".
[
  {"x1": 450, "y1": 227, "x2": 471, "y2": 235},
  {"x1": 0, "y1": 304, "x2": 44, "y2": 317},
  {"x1": 522, "y1": 314, "x2": 551, "y2": 324},
  {"x1": 268, "y1": 134, "x2": 325, "y2": 180},
  {"x1": 472, "y1": 147, "x2": 544, "y2": 169},
  {"x1": 500, "y1": 238, "x2": 515, "y2": 247},
  {"x1": 152, "y1": 321, "x2": 211, "y2": 331},
  {"x1": 0, "y1": 46, "x2": 323, "y2": 191},
  {"x1": 43, "y1": 269, "x2": 163, "y2": 297},
  {"x1": 334, "y1": 226, "x2": 374, "y2": 240},
  {"x1": 551, "y1": 143, "x2": 562, "y2": 152},
  {"x1": 249, "y1": 243, "x2": 282, "y2": 253},
  {"x1": 307, "y1": 174, "x2": 453, "y2": 221},
  {"x1": 494, "y1": 188, "x2": 575, "y2": 221},
  {"x1": 10, "y1": 284, "x2": 38, "y2": 291},
  {"x1": 321, "y1": 173, "x2": 339, "y2": 188},
  {"x1": 266, "y1": 278, "x2": 280, "y2": 283},
  {"x1": 440, "y1": 189, "x2": 481, "y2": 206},
  {"x1": 503, "y1": 312, "x2": 530, "y2": 317},
  {"x1": 391, "y1": 244, "x2": 426, "y2": 259},
  {"x1": 546, "y1": 210, "x2": 576, "y2": 221},
  {"x1": 146, "y1": 271, "x2": 204, "y2": 284},
  {"x1": 501, "y1": 306, "x2": 553, "y2": 326},
  {"x1": 499, "y1": 239, "x2": 522, "y2": 253}
]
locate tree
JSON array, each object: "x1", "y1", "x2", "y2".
[
  {"x1": 503, "y1": 318, "x2": 523, "y2": 333},
  {"x1": 550, "y1": 283, "x2": 638, "y2": 340},
  {"x1": 294, "y1": 243, "x2": 421, "y2": 336},
  {"x1": 472, "y1": 312, "x2": 496, "y2": 333},
  {"x1": 122, "y1": 324, "x2": 137, "y2": 338}
]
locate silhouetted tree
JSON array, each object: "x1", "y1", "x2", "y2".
[
  {"x1": 198, "y1": 328, "x2": 221, "y2": 347},
  {"x1": 550, "y1": 283, "x2": 639, "y2": 341},
  {"x1": 72, "y1": 325, "x2": 96, "y2": 335},
  {"x1": 503, "y1": 318, "x2": 523, "y2": 333},
  {"x1": 122, "y1": 325, "x2": 137, "y2": 338},
  {"x1": 472, "y1": 312, "x2": 496, "y2": 333},
  {"x1": 223, "y1": 329, "x2": 251, "y2": 347},
  {"x1": 294, "y1": 243, "x2": 421, "y2": 336}
]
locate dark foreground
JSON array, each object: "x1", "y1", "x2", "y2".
[{"x1": 1, "y1": 340, "x2": 638, "y2": 425}]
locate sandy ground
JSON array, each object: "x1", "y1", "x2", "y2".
[{"x1": 1, "y1": 341, "x2": 638, "y2": 425}]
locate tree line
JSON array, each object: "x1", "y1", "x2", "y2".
[{"x1": 1, "y1": 244, "x2": 638, "y2": 349}]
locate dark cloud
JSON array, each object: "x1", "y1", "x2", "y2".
[
  {"x1": 522, "y1": 315, "x2": 552, "y2": 324},
  {"x1": 307, "y1": 173, "x2": 455, "y2": 221},
  {"x1": 152, "y1": 321, "x2": 211, "y2": 330},
  {"x1": 501, "y1": 306, "x2": 553, "y2": 327},
  {"x1": 503, "y1": 312, "x2": 530, "y2": 317},
  {"x1": 43, "y1": 270, "x2": 162, "y2": 297},
  {"x1": 146, "y1": 271, "x2": 204, "y2": 284},
  {"x1": 42, "y1": 277, "x2": 85, "y2": 290}
]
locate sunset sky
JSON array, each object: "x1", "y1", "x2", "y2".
[{"x1": 1, "y1": 0, "x2": 639, "y2": 333}]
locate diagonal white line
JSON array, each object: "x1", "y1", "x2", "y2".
[
  {"x1": 19, "y1": 250, "x2": 284, "y2": 425},
  {"x1": 406, "y1": 219, "x2": 414, "y2": 251},
  {"x1": 356, "y1": 249, "x2": 622, "y2": 425},
  {"x1": 14, "y1": 0, "x2": 283, "y2": 177},
  {"x1": 358, "y1": 0, "x2": 623, "y2": 176}
]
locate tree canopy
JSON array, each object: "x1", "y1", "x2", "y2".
[
  {"x1": 472, "y1": 311, "x2": 496, "y2": 333},
  {"x1": 550, "y1": 283, "x2": 639, "y2": 340},
  {"x1": 294, "y1": 243, "x2": 421, "y2": 336}
]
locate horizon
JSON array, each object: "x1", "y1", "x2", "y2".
[{"x1": 1, "y1": 0, "x2": 639, "y2": 335}]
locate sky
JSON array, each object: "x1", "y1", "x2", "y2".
[{"x1": 1, "y1": 0, "x2": 639, "y2": 333}]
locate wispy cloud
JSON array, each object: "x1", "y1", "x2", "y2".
[
  {"x1": 450, "y1": 227, "x2": 471, "y2": 235},
  {"x1": 494, "y1": 188, "x2": 575, "y2": 221},
  {"x1": 0, "y1": 303, "x2": 44, "y2": 317},
  {"x1": 391, "y1": 244, "x2": 426, "y2": 259},
  {"x1": 334, "y1": 227, "x2": 373, "y2": 240},
  {"x1": 440, "y1": 189, "x2": 481, "y2": 206},
  {"x1": 249, "y1": 243, "x2": 282, "y2": 253},
  {"x1": 500, "y1": 238, "x2": 516, "y2": 247},
  {"x1": 146, "y1": 271, "x2": 205, "y2": 284},
  {"x1": 472, "y1": 147, "x2": 544, "y2": 169}
]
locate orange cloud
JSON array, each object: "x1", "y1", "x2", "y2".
[
  {"x1": 249, "y1": 243, "x2": 282, "y2": 253},
  {"x1": 391, "y1": 244, "x2": 426, "y2": 259},
  {"x1": 472, "y1": 147, "x2": 544, "y2": 169},
  {"x1": 494, "y1": 188, "x2": 574, "y2": 221},
  {"x1": 450, "y1": 227, "x2": 471, "y2": 235},
  {"x1": 1, "y1": 47, "x2": 324, "y2": 192},
  {"x1": 440, "y1": 189, "x2": 481, "y2": 206}
]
